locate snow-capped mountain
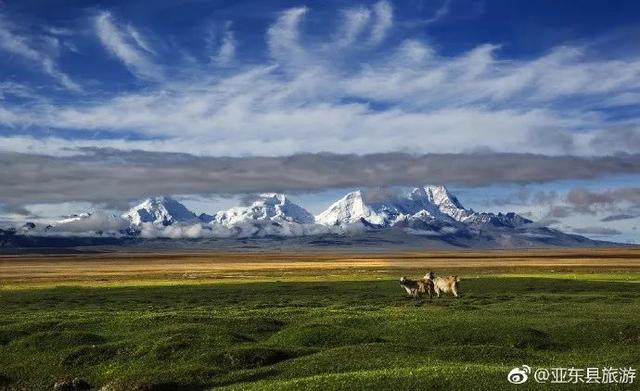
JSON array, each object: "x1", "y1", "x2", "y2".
[
  {"x1": 315, "y1": 190, "x2": 387, "y2": 226},
  {"x1": 208, "y1": 193, "x2": 325, "y2": 237},
  {"x1": 410, "y1": 185, "x2": 474, "y2": 222},
  {"x1": 3, "y1": 185, "x2": 609, "y2": 249},
  {"x1": 212, "y1": 193, "x2": 315, "y2": 226},
  {"x1": 124, "y1": 196, "x2": 197, "y2": 226},
  {"x1": 315, "y1": 185, "x2": 526, "y2": 229}
]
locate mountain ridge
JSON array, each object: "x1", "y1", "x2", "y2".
[{"x1": 0, "y1": 185, "x2": 615, "y2": 249}]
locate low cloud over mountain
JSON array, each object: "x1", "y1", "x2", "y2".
[
  {"x1": 2, "y1": 150, "x2": 640, "y2": 209},
  {"x1": 2, "y1": 185, "x2": 607, "y2": 248}
]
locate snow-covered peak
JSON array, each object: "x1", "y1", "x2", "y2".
[
  {"x1": 123, "y1": 196, "x2": 197, "y2": 226},
  {"x1": 420, "y1": 185, "x2": 474, "y2": 222},
  {"x1": 256, "y1": 193, "x2": 315, "y2": 224},
  {"x1": 315, "y1": 191, "x2": 387, "y2": 226},
  {"x1": 35, "y1": 187, "x2": 530, "y2": 239},
  {"x1": 317, "y1": 185, "x2": 479, "y2": 227},
  {"x1": 212, "y1": 193, "x2": 314, "y2": 226},
  {"x1": 424, "y1": 185, "x2": 463, "y2": 207},
  {"x1": 317, "y1": 187, "x2": 460, "y2": 227}
]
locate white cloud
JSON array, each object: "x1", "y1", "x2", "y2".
[
  {"x1": 0, "y1": 107, "x2": 603, "y2": 157},
  {"x1": 94, "y1": 11, "x2": 162, "y2": 80},
  {"x1": 126, "y1": 24, "x2": 156, "y2": 55},
  {"x1": 139, "y1": 222, "x2": 217, "y2": 239},
  {"x1": 0, "y1": 82, "x2": 37, "y2": 101},
  {"x1": 213, "y1": 22, "x2": 236, "y2": 65},
  {"x1": 370, "y1": 1, "x2": 393, "y2": 44},
  {"x1": 404, "y1": 0, "x2": 450, "y2": 27},
  {"x1": 133, "y1": 220, "x2": 334, "y2": 239},
  {"x1": 0, "y1": 15, "x2": 80, "y2": 90},
  {"x1": 0, "y1": 4, "x2": 638, "y2": 159},
  {"x1": 267, "y1": 7, "x2": 308, "y2": 65},
  {"x1": 1, "y1": 3, "x2": 638, "y2": 242},
  {"x1": 335, "y1": 7, "x2": 371, "y2": 48},
  {"x1": 53, "y1": 212, "x2": 129, "y2": 234}
]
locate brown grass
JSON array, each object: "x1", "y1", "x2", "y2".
[{"x1": 1, "y1": 247, "x2": 639, "y2": 286}]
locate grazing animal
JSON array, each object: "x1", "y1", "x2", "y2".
[
  {"x1": 399, "y1": 276, "x2": 425, "y2": 298},
  {"x1": 432, "y1": 275, "x2": 460, "y2": 298},
  {"x1": 421, "y1": 276, "x2": 434, "y2": 300},
  {"x1": 399, "y1": 276, "x2": 434, "y2": 299}
]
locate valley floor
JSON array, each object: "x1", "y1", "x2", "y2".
[{"x1": 0, "y1": 248, "x2": 639, "y2": 390}]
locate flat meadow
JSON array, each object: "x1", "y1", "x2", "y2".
[{"x1": 0, "y1": 248, "x2": 639, "y2": 390}]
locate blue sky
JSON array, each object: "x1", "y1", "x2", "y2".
[{"x1": 0, "y1": 0, "x2": 639, "y2": 242}]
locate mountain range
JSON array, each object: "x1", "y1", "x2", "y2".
[{"x1": 0, "y1": 185, "x2": 610, "y2": 249}]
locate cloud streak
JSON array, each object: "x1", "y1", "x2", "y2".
[
  {"x1": 370, "y1": 1, "x2": 393, "y2": 44},
  {"x1": 571, "y1": 226, "x2": 622, "y2": 236},
  {"x1": 1, "y1": 150, "x2": 639, "y2": 207},
  {"x1": 213, "y1": 22, "x2": 236, "y2": 65},
  {"x1": 0, "y1": 2, "x2": 638, "y2": 241},
  {"x1": 601, "y1": 214, "x2": 636, "y2": 222},
  {"x1": 0, "y1": 3, "x2": 638, "y2": 159},
  {"x1": 336, "y1": 6, "x2": 371, "y2": 48},
  {"x1": 1, "y1": 35, "x2": 639, "y2": 157},
  {"x1": 0, "y1": 14, "x2": 80, "y2": 90},
  {"x1": 267, "y1": 7, "x2": 308, "y2": 65},
  {"x1": 94, "y1": 11, "x2": 162, "y2": 80},
  {"x1": 567, "y1": 187, "x2": 640, "y2": 214},
  {"x1": 404, "y1": 0, "x2": 450, "y2": 27}
]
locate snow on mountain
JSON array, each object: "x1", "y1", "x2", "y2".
[
  {"x1": 315, "y1": 190, "x2": 387, "y2": 226},
  {"x1": 200, "y1": 193, "x2": 323, "y2": 238},
  {"x1": 464, "y1": 211, "x2": 532, "y2": 228},
  {"x1": 413, "y1": 185, "x2": 475, "y2": 222},
  {"x1": 315, "y1": 185, "x2": 530, "y2": 229},
  {"x1": 314, "y1": 186, "x2": 447, "y2": 227},
  {"x1": 52, "y1": 212, "x2": 129, "y2": 234},
  {"x1": 212, "y1": 193, "x2": 314, "y2": 226},
  {"x1": 417, "y1": 185, "x2": 532, "y2": 227},
  {"x1": 124, "y1": 196, "x2": 197, "y2": 226},
  {"x1": 9, "y1": 186, "x2": 542, "y2": 243},
  {"x1": 119, "y1": 193, "x2": 322, "y2": 239}
]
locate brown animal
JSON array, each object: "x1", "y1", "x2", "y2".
[
  {"x1": 399, "y1": 276, "x2": 434, "y2": 299},
  {"x1": 431, "y1": 274, "x2": 461, "y2": 298},
  {"x1": 421, "y1": 276, "x2": 434, "y2": 300},
  {"x1": 399, "y1": 276, "x2": 420, "y2": 298}
]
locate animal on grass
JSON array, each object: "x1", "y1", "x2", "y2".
[
  {"x1": 429, "y1": 273, "x2": 461, "y2": 298},
  {"x1": 422, "y1": 275, "x2": 434, "y2": 300},
  {"x1": 399, "y1": 276, "x2": 433, "y2": 299}
]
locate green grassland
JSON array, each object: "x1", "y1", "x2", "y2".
[{"x1": 1, "y1": 271, "x2": 639, "y2": 390}]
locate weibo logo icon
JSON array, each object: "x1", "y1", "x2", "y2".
[{"x1": 507, "y1": 365, "x2": 531, "y2": 384}]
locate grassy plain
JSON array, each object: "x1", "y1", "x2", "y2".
[{"x1": 0, "y1": 248, "x2": 639, "y2": 390}]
